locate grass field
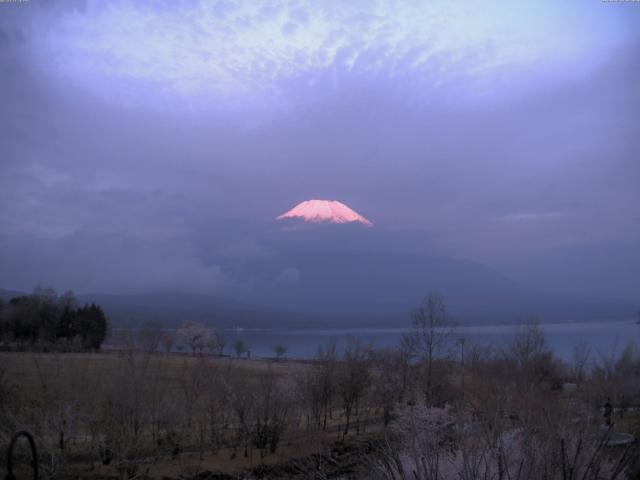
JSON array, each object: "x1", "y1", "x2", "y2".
[{"x1": 0, "y1": 350, "x2": 379, "y2": 479}]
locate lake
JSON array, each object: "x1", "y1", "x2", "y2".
[{"x1": 221, "y1": 320, "x2": 640, "y2": 362}]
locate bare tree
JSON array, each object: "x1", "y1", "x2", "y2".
[
  {"x1": 177, "y1": 357, "x2": 208, "y2": 429},
  {"x1": 370, "y1": 348, "x2": 411, "y2": 426},
  {"x1": 338, "y1": 338, "x2": 372, "y2": 436},
  {"x1": 273, "y1": 344, "x2": 287, "y2": 361},
  {"x1": 89, "y1": 350, "x2": 163, "y2": 479},
  {"x1": 199, "y1": 363, "x2": 231, "y2": 455},
  {"x1": 571, "y1": 341, "x2": 592, "y2": 382},
  {"x1": 299, "y1": 340, "x2": 338, "y2": 432},
  {"x1": 403, "y1": 292, "x2": 454, "y2": 405},
  {"x1": 506, "y1": 320, "x2": 563, "y2": 388},
  {"x1": 205, "y1": 334, "x2": 219, "y2": 357},
  {"x1": 507, "y1": 320, "x2": 548, "y2": 366},
  {"x1": 177, "y1": 323, "x2": 215, "y2": 356},
  {"x1": 137, "y1": 322, "x2": 162, "y2": 354},
  {"x1": 233, "y1": 339, "x2": 248, "y2": 358},
  {"x1": 216, "y1": 331, "x2": 227, "y2": 356},
  {"x1": 252, "y1": 369, "x2": 291, "y2": 458},
  {"x1": 160, "y1": 329, "x2": 175, "y2": 355},
  {"x1": 227, "y1": 374, "x2": 256, "y2": 459}
]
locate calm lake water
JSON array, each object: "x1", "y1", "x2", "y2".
[{"x1": 222, "y1": 320, "x2": 640, "y2": 362}]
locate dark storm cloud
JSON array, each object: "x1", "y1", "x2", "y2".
[{"x1": 0, "y1": 1, "x2": 638, "y2": 300}]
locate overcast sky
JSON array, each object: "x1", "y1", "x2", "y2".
[{"x1": 1, "y1": 0, "x2": 639, "y2": 297}]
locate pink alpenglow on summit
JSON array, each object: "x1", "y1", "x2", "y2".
[{"x1": 276, "y1": 200, "x2": 373, "y2": 226}]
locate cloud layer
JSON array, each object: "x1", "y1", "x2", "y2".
[{"x1": 0, "y1": 0, "x2": 639, "y2": 301}]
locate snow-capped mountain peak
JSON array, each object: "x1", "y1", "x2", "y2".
[{"x1": 276, "y1": 199, "x2": 373, "y2": 226}]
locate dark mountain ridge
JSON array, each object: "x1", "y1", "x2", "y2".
[{"x1": 1, "y1": 222, "x2": 636, "y2": 328}]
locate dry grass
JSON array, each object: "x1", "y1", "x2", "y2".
[
  {"x1": 2, "y1": 350, "x2": 309, "y2": 385},
  {"x1": 0, "y1": 351, "x2": 366, "y2": 479}
]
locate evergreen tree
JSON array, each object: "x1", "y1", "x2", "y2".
[{"x1": 2, "y1": 289, "x2": 109, "y2": 351}]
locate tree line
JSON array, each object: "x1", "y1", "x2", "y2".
[{"x1": 0, "y1": 287, "x2": 108, "y2": 351}]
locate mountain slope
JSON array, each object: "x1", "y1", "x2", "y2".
[
  {"x1": 227, "y1": 250, "x2": 634, "y2": 324},
  {"x1": 77, "y1": 292, "x2": 321, "y2": 328}
]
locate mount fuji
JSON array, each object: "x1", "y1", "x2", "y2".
[{"x1": 276, "y1": 200, "x2": 373, "y2": 226}]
